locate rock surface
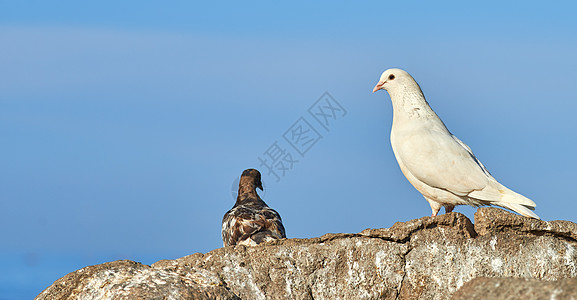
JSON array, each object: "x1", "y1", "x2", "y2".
[
  {"x1": 35, "y1": 260, "x2": 239, "y2": 300},
  {"x1": 36, "y1": 208, "x2": 577, "y2": 300},
  {"x1": 451, "y1": 277, "x2": 577, "y2": 300}
]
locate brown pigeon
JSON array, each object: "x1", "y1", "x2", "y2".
[{"x1": 222, "y1": 169, "x2": 286, "y2": 246}]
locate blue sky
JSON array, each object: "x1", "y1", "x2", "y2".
[{"x1": 2, "y1": 1, "x2": 577, "y2": 298}]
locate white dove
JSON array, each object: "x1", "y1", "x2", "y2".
[{"x1": 372, "y1": 68, "x2": 539, "y2": 219}]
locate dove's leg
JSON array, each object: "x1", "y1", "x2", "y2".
[
  {"x1": 425, "y1": 197, "x2": 442, "y2": 217},
  {"x1": 445, "y1": 205, "x2": 455, "y2": 213}
]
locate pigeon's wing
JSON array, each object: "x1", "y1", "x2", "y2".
[
  {"x1": 221, "y1": 209, "x2": 238, "y2": 246},
  {"x1": 397, "y1": 129, "x2": 490, "y2": 196},
  {"x1": 222, "y1": 206, "x2": 262, "y2": 246},
  {"x1": 450, "y1": 134, "x2": 512, "y2": 201},
  {"x1": 451, "y1": 134, "x2": 492, "y2": 177},
  {"x1": 445, "y1": 134, "x2": 534, "y2": 205},
  {"x1": 261, "y1": 207, "x2": 286, "y2": 239},
  {"x1": 221, "y1": 205, "x2": 285, "y2": 246}
]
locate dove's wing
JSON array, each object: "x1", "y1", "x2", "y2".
[
  {"x1": 395, "y1": 128, "x2": 490, "y2": 196},
  {"x1": 451, "y1": 134, "x2": 492, "y2": 177}
]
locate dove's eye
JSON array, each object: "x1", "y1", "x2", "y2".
[{"x1": 388, "y1": 74, "x2": 395, "y2": 80}]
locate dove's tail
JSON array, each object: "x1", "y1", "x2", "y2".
[
  {"x1": 493, "y1": 202, "x2": 540, "y2": 219},
  {"x1": 474, "y1": 182, "x2": 540, "y2": 219},
  {"x1": 490, "y1": 188, "x2": 540, "y2": 219}
]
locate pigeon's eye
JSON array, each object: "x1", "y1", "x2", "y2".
[{"x1": 388, "y1": 74, "x2": 395, "y2": 80}]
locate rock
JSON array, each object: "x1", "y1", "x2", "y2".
[
  {"x1": 451, "y1": 277, "x2": 577, "y2": 300},
  {"x1": 161, "y1": 235, "x2": 407, "y2": 299},
  {"x1": 474, "y1": 206, "x2": 577, "y2": 241},
  {"x1": 396, "y1": 208, "x2": 577, "y2": 299},
  {"x1": 36, "y1": 208, "x2": 577, "y2": 300},
  {"x1": 35, "y1": 260, "x2": 239, "y2": 300}
]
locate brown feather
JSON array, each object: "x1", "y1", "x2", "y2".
[{"x1": 222, "y1": 169, "x2": 286, "y2": 246}]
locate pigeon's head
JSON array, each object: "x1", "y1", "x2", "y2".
[
  {"x1": 372, "y1": 68, "x2": 415, "y2": 93},
  {"x1": 241, "y1": 168, "x2": 263, "y2": 190}
]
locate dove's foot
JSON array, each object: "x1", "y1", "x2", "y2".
[{"x1": 428, "y1": 201, "x2": 455, "y2": 217}]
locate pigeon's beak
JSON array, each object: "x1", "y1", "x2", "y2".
[
  {"x1": 257, "y1": 182, "x2": 263, "y2": 191},
  {"x1": 372, "y1": 81, "x2": 385, "y2": 93}
]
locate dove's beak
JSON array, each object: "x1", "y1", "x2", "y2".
[
  {"x1": 372, "y1": 81, "x2": 385, "y2": 93},
  {"x1": 257, "y1": 182, "x2": 263, "y2": 191}
]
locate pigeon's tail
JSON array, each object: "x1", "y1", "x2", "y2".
[
  {"x1": 494, "y1": 202, "x2": 540, "y2": 219},
  {"x1": 491, "y1": 189, "x2": 539, "y2": 219},
  {"x1": 479, "y1": 183, "x2": 540, "y2": 219}
]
